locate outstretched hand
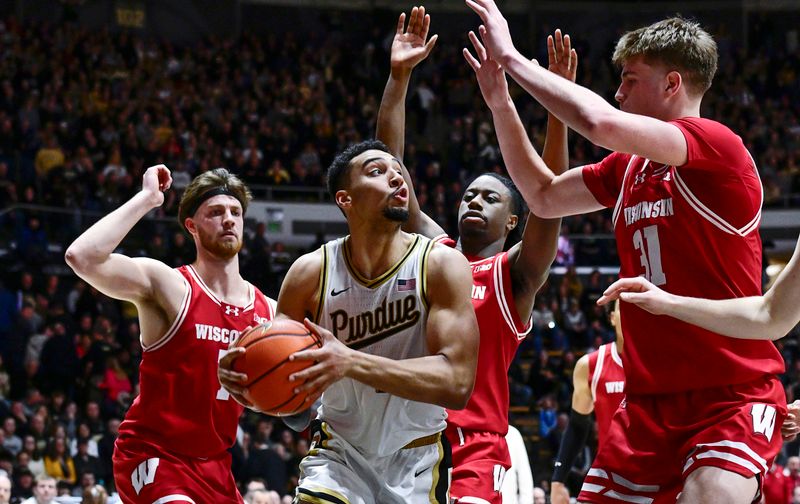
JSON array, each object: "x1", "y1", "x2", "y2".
[
  {"x1": 463, "y1": 28, "x2": 510, "y2": 111},
  {"x1": 142, "y1": 164, "x2": 172, "y2": 207},
  {"x1": 391, "y1": 6, "x2": 438, "y2": 74},
  {"x1": 783, "y1": 400, "x2": 800, "y2": 441},
  {"x1": 597, "y1": 276, "x2": 673, "y2": 315},
  {"x1": 464, "y1": 0, "x2": 517, "y2": 64},
  {"x1": 547, "y1": 29, "x2": 578, "y2": 83},
  {"x1": 288, "y1": 318, "x2": 353, "y2": 407}
]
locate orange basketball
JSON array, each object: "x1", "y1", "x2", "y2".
[{"x1": 232, "y1": 319, "x2": 322, "y2": 416}]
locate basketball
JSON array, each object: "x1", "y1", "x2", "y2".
[{"x1": 232, "y1": 319, "x2": 323, "y2": 416}]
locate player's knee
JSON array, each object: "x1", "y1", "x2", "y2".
[{"x1": 680, "y1": 466, "x2": 758, "y2": 504}]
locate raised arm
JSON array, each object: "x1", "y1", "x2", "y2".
[
  {"x1": 551, "y1": 354, "x2": 594, "y2": 504},
  {"x1": 289, "y1": 244, "x2": 479, "y2": 409},
  {"x1": 505, "y1": 31, "x2": 575, "y2": 318},
  {"x1": 64, "y1": 165, "x2": 186, "y2": 346},
  {"x1": 376, "y1": 6, "x2": 444, "y2": 238},
  {"x1": 597, "y1": 236, "x2": 800, "y2": 340},
  {"x1": 463, "y1": 30, "x2": 601, "y2": 220},
  {"x1": 466, "y1": 0, "x2": 688, "y2": 167}
]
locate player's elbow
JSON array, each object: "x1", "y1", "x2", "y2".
[
  {"x1": 529, "y1": 189, "x2": 560, "y2": 219},
  {"x1": 578, "y1": 109, "x2": 620, "y2": 151},
  {"x1": 443, "y1": 381, "x2": 474, "y2": 410},
  {"x1": 64, "y1": 245, "x2": 87, "y2": 273}
]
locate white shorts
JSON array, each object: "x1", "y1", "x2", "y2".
[{"x1": 295, "y1": 420, "x2": 451, "y2": 504}]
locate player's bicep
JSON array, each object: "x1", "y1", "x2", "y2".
[
  {"x1": 571, "y1": 356, "x2": 593, "y2": 415},
  {"x1": 598, "y1": 112, "x2": 687, "y2": 167},
  {"x1": 276, "y1": 250, "x2": 323, "y2": 322},
  {"x1": 71, "y1": 254, "x2": 180, "y2": 304},
  {"x1": 424, "y1": 248, "x2": 478, "y2": 367}
]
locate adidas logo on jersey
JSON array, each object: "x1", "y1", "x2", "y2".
[{"x1": 195, "y1": 324, "x2": 240, "y2": 344}]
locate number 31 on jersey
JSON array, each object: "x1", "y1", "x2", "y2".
[{"x1": 632, "y1": 225, "x2": 667, "y2": 286}]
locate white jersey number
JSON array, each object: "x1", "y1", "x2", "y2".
[
  {"x1": 216, "y1": 349, "x2": 231, "y2": 401},
  {"x1": 632, "y1": 225, "x2": 667, "y2": 286}
]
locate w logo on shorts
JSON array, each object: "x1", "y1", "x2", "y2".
[
  {"x1": 131, "y1": 458, "x2": 160, "y2": 495},
  {"x1": 493, "y1": 464, "x2": 506, "y2": 492},
  {"x1": 750, "y1": 404, "x2": 777, "y2": 442}
]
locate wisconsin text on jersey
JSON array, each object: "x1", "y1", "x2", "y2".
[
  {"x1": 623, "y1": 197, "x2": 674, "y2": 227},
  {"x1": 194, "y1": 324, "x2": 241, "y2": 343},
  {"x1": 329, "y1": 294, "x2": 421, "y2": 349}
]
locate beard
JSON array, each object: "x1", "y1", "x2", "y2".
[
  {"x1": 383, "y1": 206, "x2": 410, "y2": 223},
  {"x1": 197, "y1": 228, "x2": 242, "y2": 260}
]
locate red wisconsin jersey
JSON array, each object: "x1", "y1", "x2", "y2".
[
  {"x1": 438, "y1": 237, "x2": 532, "y2": 434},
  {"x1": 583, "y1": 117, "x2": 783, "y2": 394},
  {"x1": 587, "y1": 343, "x2": 625, "y2": 445},
  {"x1": 118, "y1": 265, "x2": 275, "y2": 458}
]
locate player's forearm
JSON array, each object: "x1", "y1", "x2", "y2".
[
  {"x1": 503, "y1": 51, "x2": 618, "y2": 150},
  {"x1": 346, "y1": 352, "x2": 473, "y2": 410},
  {"x1": 489, "y1": 99, "x2": 560, "y2": 218},
  {"x1": 65, "y1": 191, "x2": 159, "y2": 271},
  {"x1": 543, "y1": 112, "x2": 569, "y2": 177},
  {"x1": 376, "y1": 69, "x2": 411, "y2": 159},
  {"x1": 665, "y1": 294, "x2": 786, "y2": 340},
  {"x1": 522, "y1": 112, "x2": 568, "y2": 275}
]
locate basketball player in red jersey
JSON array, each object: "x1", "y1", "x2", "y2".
[
  {"x1": 374, "y1": 7, "x2": 574, "y2": 503},
  {"x1": 65, "y1": 165, "x2": 275, "y2": 503},
  {"x1": 550, "y1": 302, "x2": 624, "y2": 504},
  {"x1": 466, "y1": 1, "x2": 786, "y2": 501}
]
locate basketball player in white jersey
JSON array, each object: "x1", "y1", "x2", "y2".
[{"x1": 220, "y1": 140, "x2": 479, "y2": 504}]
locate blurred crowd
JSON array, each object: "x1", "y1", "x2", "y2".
[{"x1": 0, "y1": 9, "x2": 798, "y2": 503}]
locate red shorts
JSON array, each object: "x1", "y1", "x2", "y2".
[
  {"x1": 446, "y1": 425, "x2": 511, "y2": 504},
  {"x1": 113, "y1": 437, "x2": 242, "y2": 504},
  {"x1": 579, "y1": 375, "x2": 786, "y2": 504}
]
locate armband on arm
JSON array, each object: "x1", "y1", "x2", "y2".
[{"x1": 552, "y1": 409, "x2": 592, "y2": 482}]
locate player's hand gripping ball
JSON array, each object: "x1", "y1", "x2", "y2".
[{"x1": 232, "y1": 320, "x2": 322, "y2": 416}]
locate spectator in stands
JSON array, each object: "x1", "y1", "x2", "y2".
[
  {"x1": 42, "y1": 437, "x2": 75, "y2": 486},
  {"x1": 0, "y1": 473, "x2": 9, "y2": 504},
  {"x1": 2, "y1": 418, "x2": 21, "y2": 456},
  {"x1": 533, "y1": 487, "x2": 546, "y2": 504},
  {"x1": 81, "y1": 483, "x2": 108, "y2": 504},
  {"x1": 20, "y1": 436, "x2": 44, "y2": 479},
  {"x1": 13, "y1": 467, "x2": 35, "y2": 501},
  {"x1": 20, "y1": 475, "x2": 56, "y2": 504},
  {"x1": 72, "y1": 438, "x2": 101, "y2": 485}
]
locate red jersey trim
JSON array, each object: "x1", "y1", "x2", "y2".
[
  {"x1": 186, "y1": 265, "x2": 255, "y2": 309},
  {"x1": 610, "y1": 340, "x2": 623, "y2": 368},
  {"x1": 142, "y1": 276, "x2": 192, "y2": 352},
  {"x1": 432, "y1": 233, "x2": 450, "y2": 244},
  {"x1": 589, "y1": 344, "x2": 605, "y2": 402},
  {"x1": 611, "y1": 155, "x2": 641, "y2": 228},
  {"x1": 492, "y1": 254, "x2": 532, "y2": 340},
  {"x1": 673, "y1": 159, "x2": 761, "y2": 236}
]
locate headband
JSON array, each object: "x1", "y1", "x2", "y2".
[{"x1": 185, "y1": 186, "x2": 245, "y2": 218}]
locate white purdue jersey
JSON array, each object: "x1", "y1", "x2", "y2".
[{"x1": 315, "y1": 233, "x2": 446, "y2": 457}]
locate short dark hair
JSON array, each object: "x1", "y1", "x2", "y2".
[{"x1": 326, "y1": 140, "x2": 392, "y2": 199}]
